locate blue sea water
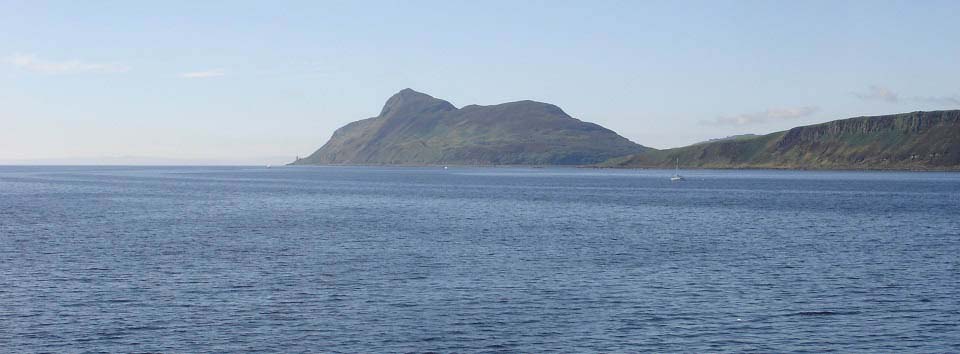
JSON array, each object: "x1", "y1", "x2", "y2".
[{"x1": 1, "y1": 165, "x2": 959, "y2": 352}]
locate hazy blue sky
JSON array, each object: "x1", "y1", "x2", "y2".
[{"x1": 2, "y1": 0, "x2": 959, "y2": 163}]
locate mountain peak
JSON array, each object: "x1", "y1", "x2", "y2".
[
  {"x1": 379, "y1": 88, "x2": 455, "y2": 117},
  {"x1": 397, "y1": 88, "x2": 422, "y2": 95},
  {"x1": 391, "y1": 88, "x2": 434, "y2": 100}
]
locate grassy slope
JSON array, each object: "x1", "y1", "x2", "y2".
[
  {"x1": 293, "y1": 90, "x2": 646, "y2": 166},
  {"x1": 601, "y1": 110, "x2": 960, "y2": 170}
]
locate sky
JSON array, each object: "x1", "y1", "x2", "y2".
[{"x1": 2, "y1": 0, "x2": 959, "y2": 164}]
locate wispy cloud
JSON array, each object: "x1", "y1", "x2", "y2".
[
  {"x1": 7, "y1": 53, "x2": 129, "y2": 74},
  {"x1": 702, "y1": 106, "x2": 820, "y2": 126},
  {"x1": 854, "y1": 85, "x2": 899, "y2": 102},
  {"x1": 179, "y1": 69, "x2": 225, "y2": 79},
  {"x1": 853, "y1": 85, "x2": 959, "y2": 107},
  {"x1": 913, "y1": 95, "x2": 960, "y2": 106}
]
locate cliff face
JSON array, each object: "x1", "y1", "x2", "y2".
[
  {"x1": 292, "y1": 89, "x2": 647, "y2": 166},
  {"x1": 603, "y1": 110, "x2": 960, "y2": 170}
]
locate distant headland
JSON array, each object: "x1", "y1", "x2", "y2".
[{"x1": 602, "y1": 110, "x2": 960, "y2": 171}]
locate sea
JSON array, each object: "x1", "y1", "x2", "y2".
[{"x1": 1, "y1": 165, "x2": 959, "y2": 352}]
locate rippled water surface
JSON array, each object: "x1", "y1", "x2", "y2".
[{"x1": 2, "y1": 166, "x2": 959, "y2": 352}]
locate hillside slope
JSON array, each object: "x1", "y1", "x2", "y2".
[
  {"x1": 602, "y1": 110, "x2": 960, "y2": 170},
  {"x1": 292, "y1": 89, "x2": 647, "y2": 165}
]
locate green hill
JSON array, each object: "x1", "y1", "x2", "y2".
[
  {"x1": 291, "y1": 89, "x2": 647, "y2": 166},
  {"x1": 601, "y1": 110, "x2": 960, "y2": 170}
]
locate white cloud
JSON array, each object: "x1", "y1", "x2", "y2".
[
  {"x1": 7, "y1": 53, "x2": 129, "y2": 74},
  {"x1": 702, "y1": 106, "x2": 820, "y2": 126},
  {"x1": 179, "y1": 69, "x2": 225, "y2": 79},
  {"x1": 854, "y1": 85, "x2": 899, "y2": 102}
]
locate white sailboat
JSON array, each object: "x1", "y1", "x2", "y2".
[{"x1": 670, "y1": 157, "x2": 685, "y2": 181}]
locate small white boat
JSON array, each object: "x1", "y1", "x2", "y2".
[{"x1": 670, "y1": 157, "x2": 685, "y2": 181}]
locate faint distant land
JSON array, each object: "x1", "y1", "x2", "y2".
[
  {"x1": 693, "y1": 134, "x2": 760, "y2": 145},
  {"x1": 1, "y1": 156, "x2": 293, "y2": 166},
  {"x1": 291, "y1": 89, "x2": 647, "y2": 166},
  {"x1": 602, "y1": 110, "x2": 960, "y2": 170}
]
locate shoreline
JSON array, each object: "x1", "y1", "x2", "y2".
[{"x1": 286, "y1": 162, "x2": 960, "y2": 172}]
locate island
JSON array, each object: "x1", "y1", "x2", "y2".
[{"x1": 291, "y1": 89, "x2": 647, "y2": 166}]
